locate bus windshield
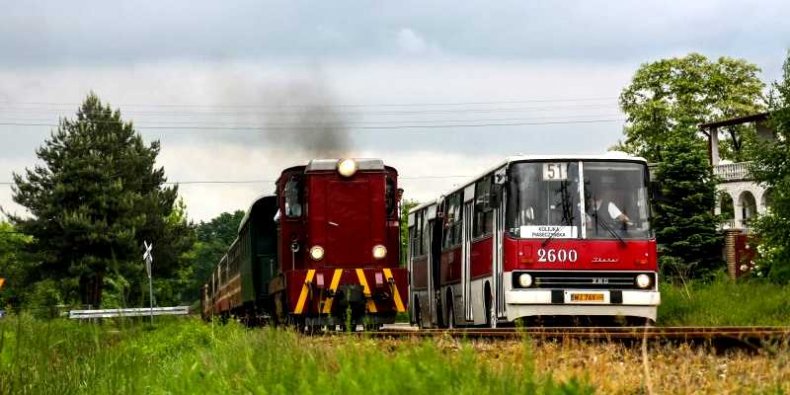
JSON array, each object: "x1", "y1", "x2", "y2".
[
  {"x1": 583, "y1": 161, "x2": 651, "y2": 239},
  {"x1": 506, "y1": 160, "x2": 651, "y2": 240}
]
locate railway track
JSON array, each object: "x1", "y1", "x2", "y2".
[{"x1": 359, "y1": 326, "x2": 790, "y2": 345}]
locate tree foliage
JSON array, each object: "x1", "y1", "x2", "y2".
[
  {"x1": 0, "y1": 222, "x2": 34, "y2": 308},
  {"x1": 616, "y1": 54, "x2": 762, "y2": 279},
  {"x1": 9, "y1": 93, "x2": 195, "y2": 307},
  {"x1": 651, "y1": 138, "x2": 723, "y2": 279},
  {"x1": 619, "y1": 53, "x2": 765, "y2": 162},
  {"x1": 749, "y1": 52, "x2": 790, "y2": 283},
  {"x1": 185, "y1": 210, "x2": 245, "y2": 301}
]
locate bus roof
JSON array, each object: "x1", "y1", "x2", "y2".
[{"x1": 408, "y1": 152, "x2": 647, "y2": 215}]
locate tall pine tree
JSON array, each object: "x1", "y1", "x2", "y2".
[
  {"x1": 651, "y1": 136, "x2": 722, "y2": 279},
  {"x1": 10, "y1": 93, "x2": 194, "y2": 307}
]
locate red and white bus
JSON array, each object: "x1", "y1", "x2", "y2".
[{"x1": 408, "y1": 153, "x2": 660, "y2": 327}]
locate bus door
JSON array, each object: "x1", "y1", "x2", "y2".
[
  {"x1": 461, "y1": 200, "x2": 473, "y2": 321},
  {"x1": 461, "y1": 183, "x2": 475, "y2": 322},
  {"x1": 493, "y1": 169, "x2": 507, "y2": 321},
  {"x1": 428, "y1": 218, "x2": 442, "y2": 326}
]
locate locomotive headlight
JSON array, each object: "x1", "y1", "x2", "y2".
[
  {"x1": 337, "y1": 159, "x2": 358, "y2": 177},
  {"x1": 372, "y1": 245, "x2": 387, "y2": 260},
  {"x1": 310, "y1": 245, "x2": 325, "y2": 261},
  {"x1": 635, "y1": 274, "x2": 651, "y2": 289},
  {"x1": 518, "y1": 273, "x2": 533, "y2": 288}
]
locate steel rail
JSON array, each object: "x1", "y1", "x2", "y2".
[{"x1": 360, "y1": 326, "x2": 790, "y2": 343}]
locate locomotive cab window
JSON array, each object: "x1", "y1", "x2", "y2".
[
  {"x1": 385, "y1": 176, "x2": 397, "y2": 218},
  {"x1": 283, "y1": 175, "x2": 303, "y2": 218}
]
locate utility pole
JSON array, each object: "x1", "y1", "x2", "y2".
[{"x1": 143, "y1": 241, "x2": 154, "y2": 324}]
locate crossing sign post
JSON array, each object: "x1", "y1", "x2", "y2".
[{"x1": 143, "y1": 241, "x2": 154, "y2": 323}]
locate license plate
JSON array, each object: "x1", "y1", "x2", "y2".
[{"x1": 570, "y1": 293, "x2": 604, "y2": 302}]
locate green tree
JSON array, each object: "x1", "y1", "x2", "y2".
[
  {"x1": 750, "y1": 52, "x2": 790, "y2": 283},
  {"x1": 186, "y1": 210, "x2": 245, "y2": 301},
  {"x1": 0, "y1": 222, "x2": 34, "y2": 309},
  {"x1": 617, "y1": 54, "x2": 762, "y2": 279},
  {"x1": 651, "y1": 138, "x2": 723, "y2": 279},
  {"x1": 619, "y1": 53, "x2": 765, "y2": 162},
  {"x1": 9, "y1": 93, "x2": 194, "y2": 308}
]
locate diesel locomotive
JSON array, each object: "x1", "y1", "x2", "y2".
[{"x1": 201, "y1": 158, "x2": 407, "y2": 329}]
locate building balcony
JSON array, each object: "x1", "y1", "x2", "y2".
[{"x1": 714, "y1": 162, "x2": 752, "y2": 182}]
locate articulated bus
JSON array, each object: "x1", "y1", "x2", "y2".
[{"x1": 408, "y1": 153, "x2": 660, "y2": 328}]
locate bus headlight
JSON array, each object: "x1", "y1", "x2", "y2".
[
  {"x1": 373, "y1": 245, "x2": 387, "y2": 260},
  {"x1": 338, "y1": 159, "x2": 357, "y2": 177},
  {"x1": 310, "y1": 245, "x2": 325, "y2": 261},
  {"x1": 635, "y1": 274, "x2": 651, "y2": 289},
  {"x1": 518, "y1": 273, "x2": 533, "y2": 288}
]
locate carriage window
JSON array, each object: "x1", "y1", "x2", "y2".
[{"x1": 284, "y1": 176, "x2": 303, "y2": 218}]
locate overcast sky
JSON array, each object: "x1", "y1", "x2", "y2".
[{"x1": 1, "y1": 0, "x2": 789, "y2": 221}]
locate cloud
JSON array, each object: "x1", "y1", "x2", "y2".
[
  {"x1": 396, "y1": 28, "x2": 433, "y2": 55},
  {"x1": 1, "y1": 0, "x2": 788, "y2": 67}
]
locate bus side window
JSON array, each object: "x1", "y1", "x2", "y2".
[{"x1": 473, "y1": 175, "x2": 494, "y2": 238}]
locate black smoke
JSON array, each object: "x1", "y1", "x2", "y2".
[{"x1": 260, "y1": 78, "x2": 351, "y2": 158}]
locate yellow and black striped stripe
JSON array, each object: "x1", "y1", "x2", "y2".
[
  {"x1": 321, "y1": 269, "x2": 344, "y2": 314},
  {"x1": 382, "y1": 268, "x2": 406, "y2": 313},
  {"x1": 294, "y1": 269, "x2": 316, "y2": 314}
]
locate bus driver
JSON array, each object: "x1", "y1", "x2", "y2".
[{"x1": 587, "y1": 189, "x2": 632, "y2": 229}]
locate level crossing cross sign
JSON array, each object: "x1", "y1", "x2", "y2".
[{"x1": 143, "y1": 241, "x2": 153, "y2": 279}]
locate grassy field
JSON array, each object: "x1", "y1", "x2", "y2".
[
  {"x1": 1, "y1": 316, "x2": 788, "y2": 394},
  {"x1": 1, "y1": 315, "x2": 591, "y2": 395},
  {"x1": 658, "y1": 278, "x2": 790, "y2": 326}
]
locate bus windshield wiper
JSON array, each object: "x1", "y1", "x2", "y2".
[{"x1": 597, "y1": 217, "x2": 626, "y2": 246}]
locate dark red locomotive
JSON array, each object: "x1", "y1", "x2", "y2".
[{"x1": 202, "y1": 159, "x2": 407, "y2": 329}]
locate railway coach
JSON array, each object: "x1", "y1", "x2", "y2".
[
  {"x1": 202, "y1": 158, "x2": 407, "y2": 330},
  {"x1": 408, "y1": 152, "x2": 660, "y2": 328}
]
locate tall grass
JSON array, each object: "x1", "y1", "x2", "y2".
[
  {"x1": 0, "y1": 316, "x2": 590, "y2": 395},
  {"x1": 658, "y1": 277, "x2": 790, "y2": 326}
]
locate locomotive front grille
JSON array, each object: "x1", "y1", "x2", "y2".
[{"x1": 512, "y1": 271, "x2": 655, "y2": 290}]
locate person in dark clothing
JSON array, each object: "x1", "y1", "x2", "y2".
[{"x1": 587, "y1": 190, "x2": 632, "y2": 230}]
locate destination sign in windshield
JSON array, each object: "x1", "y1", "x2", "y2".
[{"x1": 519, "y1": 226, "x2": 578, "y2": 239}]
